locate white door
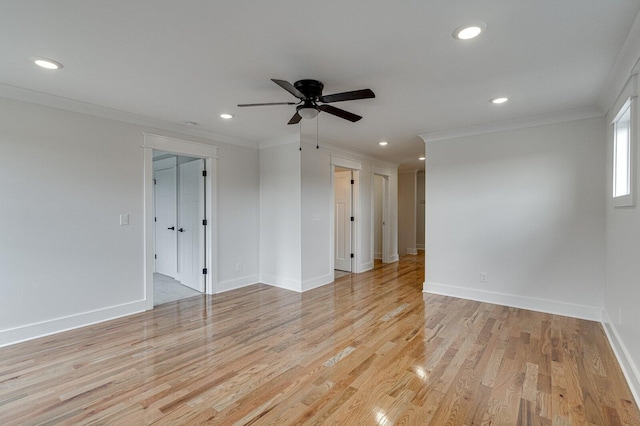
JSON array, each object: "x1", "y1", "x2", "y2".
[
  {"x1": 177, "y1": 159, "x2": 205, "y2": 292},
  {"x1": 154, "y1": 167, "x2": 177, "y2": 276},
  {"x1": 335, "y1": 170, "x2": 352, "y2": 272}
]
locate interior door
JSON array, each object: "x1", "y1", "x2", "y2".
[
  {"x1": 154, "y1": 167, "x2": 177, "y2": 276},
  {"x1": 177, "y1": 159, "x2": 205, "y2": 292},
  {"x1": 334, "y1": 170, "x2": 352, "y2": 272}
]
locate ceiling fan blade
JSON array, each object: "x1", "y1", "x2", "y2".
[
  {"x1": 319, "y1": 89, "x2": 375, "y2": 103},
  {"x1": 237, "y1": 102, "x2": 297, "y2": 107},
  {"x1": 288, "y1": 112, "x2": 302, "y2": 125},
  {"x1": 272, "y1": 79, "x2": 305, "y2": 99},
  {"x1": 319, "y1": 104, "x2": 362, "y2": 122}
]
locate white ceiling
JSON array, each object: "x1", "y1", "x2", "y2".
[{"x1": 2, "y1": 1, "x2": 639, "y2": 170}]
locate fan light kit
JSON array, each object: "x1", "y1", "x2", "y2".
[
  {"x1": 490, "y1": 97, "x2": 509, "y2": 104},
  {"x1": 33, "y1": 57, "x2": 63, "y2": 70},
  {"x1": 220, "y1": 113, "x2": 234, "y2": 119},
  {"x1": 453, "y1": 22, "x2": 486, "y2": 40},
  {"x1": 238, "y1": 79, "x2": 375, "y2": 124}
]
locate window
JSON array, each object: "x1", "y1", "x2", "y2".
[{"x1": 613, "y1": 99, "x2": 633, "y2": 206}]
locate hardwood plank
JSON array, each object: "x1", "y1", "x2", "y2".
[{"x1": 0, "y1": 253, "x2": 638, "y2": 425}]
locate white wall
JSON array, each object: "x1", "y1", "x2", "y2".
[
  {"x1": 217, "y1": 143, "x2": 260, "y2": 291},
  {"x1": 0, "y1": 96, "x2": 260, "y2": 346},
  {"x1": 416, "y1": 171, "x2": 425, "y2": 249},
  {"x1": 424, "y1": 117, "x2": 606, "y2": 321},
  {"x1": 301, "y1": 146, "x2": 333, "y2": 290},
  {"x1": 373, "y1": 175, "x2": 384, "y2": 258},
  {"x1": 398, "y1": 171, "x2": 417, "y2": 256},
  {"x1": 259, "y1": 142, "x2": 302, "y2": 291},
  {"x1": 601, "y1": 13, "x2": 640, "y2": 402}
]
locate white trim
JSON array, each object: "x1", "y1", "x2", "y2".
[
  {"x1": 419, "y1": 106, "x2": 603, "y2": 143},
  {"x1": 143, "y1": 133, "x2": 218, "y2": 308},
  {"x1": 0, "y1": 300, "x2": 146, "y2": 348},
  {"x1": 416, "y1": 244, "x2": 425, "y2": 250},
  {"x1": 389, "y1": 254, "x2": 400, "y2": 262},
  {"x1": 406, "y1": 248, "x2": 418, "y2": 255},
  {"x1": 260, "y1": 274, "x2": 302, "y2": 292},
  {"x1": 143, "y1": 133, "x2": 219, "y2": 158},
  {"x1": 0, "y1": 84, "x2": 256, "y2": 148},
  {"x1": 215, "y1": 275, "x2": 260, "y2": 294},
  {"x1": 602, "y1": 311, "x2": 640, "y2": 407},
  {"x1": 359, "y1": 261, "x2": 374, "y2": 272},
  {"x1": 331, "y1": 155, "x2": 362, "y2": 171},
  {"x1": 302, "y1": 273, "x2": 335, "y2": 292},
  {"x1": 423, "y1": 281, "x2": 603, "y2": 322}
]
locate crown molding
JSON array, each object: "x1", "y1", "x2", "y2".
[
  {"x1": 419, "y1": 106, "x2": 603, "y2": 143},
  {"x1": 0, "y1": 83, "x2": 257, "y2": 149},
  {"x1": 599, "y1": 10, "x2": 640, "y2": 114}
]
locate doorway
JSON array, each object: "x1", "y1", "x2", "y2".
[
  {"x1": 372, "y1": 169, "x2": 392, "y2": 265},
  {"x1": 143, "y1": 133, "x2": 218, "y2": 310},
  {"x1": 334, "y1": 167, "x2": 354, "y2": 273},
  {"x1": 152, "y1": 153, "x2": 206, "y2": 305}
]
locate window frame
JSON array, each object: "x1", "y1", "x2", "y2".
[{"x1": 612, "y1": 98, "x2": 633, "y2": 206}]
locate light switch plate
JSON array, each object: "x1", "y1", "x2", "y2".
[{"x1": 120, "y1": 214, "x2": 129, "y2": 226}]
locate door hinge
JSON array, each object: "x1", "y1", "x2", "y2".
[
  {"x1": 154, "y1": 254, "x2": 157, "y2": 259},
  {"x1": 203, "y1": 268, "x2": 208, "y2": 275},
  {"x1": 154, "y1": 217, "x2": 157, "y2": 222},
  {"x1": 202, "y1": 219, "x2": 208, "y2": 226},
  {"x1": 350, "y1": 179, "x2": 354, "y2": 185},
  {"x1": 350, "y1": 216, "x2": 354, "y2": 222},
  {"x1": 350, "y1": 253, "x2": 354, "y2": 258},
  {"x1": 153, "y1": 178, "x2": 157, "y2": 185},
  {"x1": 202, "y1": 170, "x2": 207, "y2": 177}
]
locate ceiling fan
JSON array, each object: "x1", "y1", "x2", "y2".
[{"x1": 238, "y1": 79, "x2": 375, "y2": 124}]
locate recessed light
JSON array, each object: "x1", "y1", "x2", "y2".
[
  {"x1": 490, "y1": 97, "x2": 509, "y2": 104},
  {"x1": 32, "y1": 57, "x2": 63, "y2": 70},
  {"x1": 453, "y1": 22, "x2": 486, "y2": 40},
  {"x1": 419, "y1": 156, "x2": 426, "y2": 161},
  {"x1": 220, "y1": 113, "x2": 233, "y2": 119},
  {"x1": 379, "y1": 141, "x2": 388, "y2": 146}
]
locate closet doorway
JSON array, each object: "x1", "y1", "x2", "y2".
[{"x1": 153, "y1": 152, "x2": 205, "y2": 305}]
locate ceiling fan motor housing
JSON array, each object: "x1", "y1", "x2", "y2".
[{"x1": 294, "y1": 79, "x2": 324, "y2": 100}]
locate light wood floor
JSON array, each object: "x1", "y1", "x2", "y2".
[{"x1": 1, "y1": 254, "x2": 638, "y2": 425}]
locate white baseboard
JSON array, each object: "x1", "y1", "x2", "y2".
[
  {"x1": 423, "y1": 281, "x2": 602, "y2": 321},
  {"x1": 407, "y1": 248, "x2": 418, "y2": 255},
  {"x1": 302, "y1": 273, "x2": 334, "y2": 292},
  {"x1": 216, "y1": 274, "x2": 259, "y2": 294},
  {"x1": 389, "y1": 254, "x2": 400, "y2": 262},
  {"x1": 602, "y1": 311, "x2": 640, "y2": 407},
  {"x1": 259, "y1": 273, "x2": 302, "y2": 292},
  {"x1": 0, "y1": 300, "x2": 147, "y2": 348},
  {"x1": 416, "y1": 244, "x2": 425, "y2": 250},
  {"x1": 357, "y1": 261, "x2": 374, "y2": 273},
  {"x1": 374, "y1": 252, "x2": 382, "y2": 259}
]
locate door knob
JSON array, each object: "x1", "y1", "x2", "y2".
[
  {"x1": 178, "y1": 228, "x2": 185, "y2": 232},
  {"x1": 167, "y1": 226, "x2": 175, "y2": 230}
]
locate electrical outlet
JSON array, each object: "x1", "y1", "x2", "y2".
[
  {"x1": 236, "y1": 262, "x2": 242, "y2": 272},
  {"x1": 480, "y1": 272, "x2": 488, "y2": 283},
  {"x1": 618, "y1": 307, "x2": 623, "y2": 326}
]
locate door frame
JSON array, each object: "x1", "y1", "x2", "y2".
[
  {"x1": 330, "y1": 155, "x2": 361, "y2": 273},
  {"x1": 373, "y1": 166, "x2": 393, "y2": 264},
  {"x1": 333, "y1": 169, "x2": 354, "y2": 272},
  {"x1": 143, "y1": 133, "x2": 218, "y2": 310}
]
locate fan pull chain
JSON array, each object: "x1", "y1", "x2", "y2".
[
  {"x1": 316, "y1": 113, "x2": 319, "y2": 149},
  {"x1": 299, "y1": 120, "x2": 302, "y2": 151}
]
